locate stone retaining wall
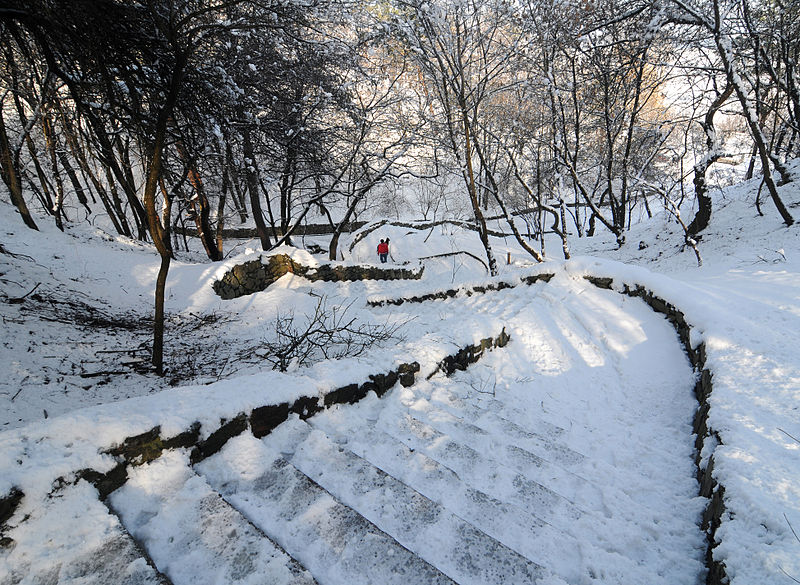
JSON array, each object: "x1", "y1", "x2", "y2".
[
  {"x1": 213, "y1": 254, "x2": 424, "y2": 300},
  {"x1": 585, "y1": 275, "x2": 725, "y2": 585},
  {"x1": 369, "y1": 273, "x2": 554, "y2": 307},
  {"x1": 428, "y1": 328, "x2": 510, "y2": 378}
]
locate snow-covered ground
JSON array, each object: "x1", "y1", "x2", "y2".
[{"x1": 1, "y1": 171, "x2": 799, "y2": 584}]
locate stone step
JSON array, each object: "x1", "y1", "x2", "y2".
[
  {"x1": 402, "y1": 381, "x2": 699, "y2": 521},
  {"x1": 108, "y1": 449, "x2": 316, "y2": 585},
  {"x1": 404, "y1": 379, "x2": 583, "y2": 469},
  {"x1": 302, "y1": 410, "x2": 671, "y2": 585},
  {"x1": 383, "y1": 390, "x2": 603, "y2": 506},
  {"x1": 278, "y1": 418, "x2": 557, "y2": 585},
  {"x1": 375, "y1": 406, "x2": 585, "y2": 530},
  {"x1": 195, "y1": 433, "x2": 457, "y2": 585},
  {"x1": 382, "y1": 400, "x2": 691, "y2": 537},
  {"x1": 0, "y1": 481, "x2": 168, "y2": 585},
  {"x1": 421, "y1": 376, "x2": 568, "y2": 436}
]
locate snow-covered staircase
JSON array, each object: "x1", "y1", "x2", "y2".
[
  {"x1": 3, "y1": 368, "x2": 702, "y2": 584},
  {"x1": 2, "y1": 277, "x2": 709, "y2": 585},
  {"x1": 108, "y1": 449, "x2": 317, "y2": 585},
  {"x1": 56, "y1": 371, "x2": 700, "y2": 585},
  {"x1": 0, "y1": 481, "x2": 169, "y2": 585}
]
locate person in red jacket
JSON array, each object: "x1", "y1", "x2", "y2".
[{"x1": 377, "y1": 239, "x2": 389, "y2": 263}]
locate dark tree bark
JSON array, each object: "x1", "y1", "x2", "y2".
[
  {"x1": 688, "y1": 83, "x2": 734, "y2": 236},
  {"x1": 0, "y1": 106, "x2": 38, "y2": 230},
  {"x1": 242, "y1": 128, "x2": 272, "y2": 251}
]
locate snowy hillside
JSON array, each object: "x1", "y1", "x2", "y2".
[{"x1": 1, "y1": 173, "x2": 800, "y2": 584}]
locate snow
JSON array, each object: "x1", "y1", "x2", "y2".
[{"x1": 1, "y1": 170, "x2": 800, "y2": 584}]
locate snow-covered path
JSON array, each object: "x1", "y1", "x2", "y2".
[{"x1": 0, "y1": 273, "x2": 712, "y2": 585}]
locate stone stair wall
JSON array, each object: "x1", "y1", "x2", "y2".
[{"x1": 368, "y1": 273, "x2": 554, "y2": 307}]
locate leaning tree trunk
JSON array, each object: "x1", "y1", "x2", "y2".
[
  {"x1": 715, "y1": 31, "x2": 793, "y2": 225},
  {"x1": 688, "y1": 83, "x2": 735, "y2": 236},
  {"x1": 459, "y1": 99, "x2": 498, "y2": 276},
  {"x1": 176, "y1": 141, "x2": 222, "y2": 260},
  {"x1": 0, "y1": 107, "x2": 38, "y2": 230}
]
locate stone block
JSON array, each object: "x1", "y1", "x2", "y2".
[
  {"x1": 251, "y1": 403, "x2": 290, "y2": 438},
  {"x1": 369, "y1": 371, "x2": 398, "y2": 397},
  {"x1": 78, "y1": 462, "x2": 128, "y2": 500},
  {"x1": 585, "y1": 276, "x2": 614, "y2": 289},
  {"x1": 190, "y1": 414, "x2": 248, "y2": 464},
  {"x1": 0, "y1": 487, "x2": 24, "y2": 528},
  {"x1": 290, "y1": 396, "x2": 322, "y2": 420},
  {"x1": 397, "y1": 362, "x2": 420, "y2": 387},
  {"x1": 107, "y1": 426, "x2": 163, "y2": 464},
  {"x1": 324, "y1": 384, "x2": 360, "y2": 407}
]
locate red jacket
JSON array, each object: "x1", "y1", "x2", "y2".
[{"x1": 377, "y1": 242, "x2": 389, "y2": 254}]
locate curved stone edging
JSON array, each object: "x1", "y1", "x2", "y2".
[
  {"x1": 213, "y1": 254, "x2": 424, "y2": 300},
  {"x1": 369, "y1": 273, "x2": 554, "y2": 307},
  {"x1": 584, "y1": 275, "x2": 725, "y2": 585},
  {"x1": 79, "y1": 333, "x2": 509, "y2": 494}
]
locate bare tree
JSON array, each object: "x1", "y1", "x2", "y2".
[
  {"x1": 669, "y1": 0, "x2": 794, "y2": 225},
  {"x1": 391, "y1": 0, "x2": 532, "y2": 275},
  {"x1": 262, "y1": 296, "x2": 406, "y2": 372}
]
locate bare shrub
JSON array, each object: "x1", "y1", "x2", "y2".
[{"x1": 263, "y1": 296, "x2": 406, "y2": 372}]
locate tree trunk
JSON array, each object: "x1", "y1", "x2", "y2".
[
  {"x1": 42, "y1": 114, "x2": 66, "y2": 230},
  {"x1": 0, "y1": 106, "x2": 38, "y2": 230},
  {"x1": 175, "y1": 141, "x2": 222, "y2": 260},
  {"x1": 329, "y1": 194, "x2": 363, "y2": 261},
  {"x1": 688, "y1": 83, "x2": 734, "y2": 236},
  {"x1": 85, "y1": 113, "x2": 149, "y2": 239},
  {"x1": 142, "y1": 54, "x2": 185, "y2": 375},
  {"x1": 58, "y1": 102, "x2": 130, "y2": 235},
  {"x1": 460, "y1": 99, "x2": 497, "y2": 276},
  {"x1": 242, "y1": 128, "x2": 272, "y2": 250},
  {"x1": 473, "y1": 132, "x2": 544, "y2": 263}
]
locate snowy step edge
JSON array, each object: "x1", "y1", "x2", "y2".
[
  {"x1": 282, "y1": 421, "x2": 555, "y2": 585},
  {"x1": 195, "y1": 433, "x2": 459, "y2": 585},
  {"x1": 298, "y1": 414, "x2": 676, "y2": 585},
  {"x1": 107, "y1": 449, "x2": 317, "y2": 585},
  {"x1": 374, "y1": 407, "x2": 586, "y2": 528},
  {"x1": 395, "y1": 379, "x2": 582, "y2": 468},
  {"x1": 385, "y1": 389, "x2": 702, "y2": 543}
]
